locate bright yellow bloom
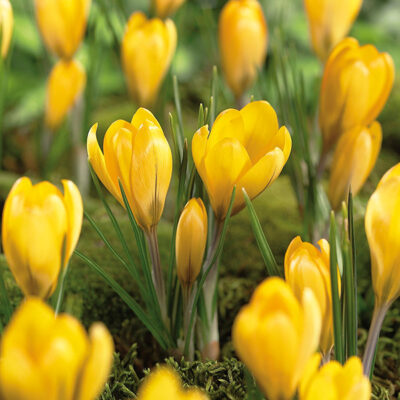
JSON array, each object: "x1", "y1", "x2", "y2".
[
  {"x1": 304, "y1": 0, "x2": 362, "y2": 62},
  {"x1": 0, "y1": 0, "x2": 13, "y2": 59},
  {"x1": 328, "y1": 121, "x2": 381, "y2": 210},
  {"x1": 34, "y1": 0, "x2": 91, "y2": 59},
  {"x1": 87, "y1": 108, "x2": 172, "y2": 232},
  {"x1": 153, "y1": 0, "x2": 185, "y2": 18},
  {"x1": 192, "y1": 100, "x2": 291, "y2": 220},
  {"x1": 233, "y1": 277, "x2": 322, "y2": 400},
  {"x1": 285, "y1": 236, "x2": 339, "y2": 356},
  {"x1": 0, "y1": 298, "x2": 114, "y2": 400},
  {"x1": 137, "y1": 366, "x2": 208, "y2": 400},
  {"x1": 319, "y1": 37, "x2": 394, "y2": 154},
  {"x1": 219, "y1": 0, "x2": 268, "y2": 99},
  {"x1": 2, "y1": 178, "x2": 83, "y2": 299},
  {"x1": 121, "y1": 12, "x2": 177, "y2": 107},
  {"x1": 299, "y1": 355, "x2": 371, "y2": 400},
  {"x1": 176, "y1": 198, "x2": 208, "y2": 289},
  {"x1": 45, "y1": 59, "x2": 86, "y2": 130},
  {"x1": 365, "y1": 163, "x2": 400, "y2": 307}
]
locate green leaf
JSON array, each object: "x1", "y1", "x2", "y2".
[
  {"x1": 0, "y1": 268, "x2": 12, "y2": 326},
  {"x1": 173, "y1": 75, "x2": 185, "y2": 155}
]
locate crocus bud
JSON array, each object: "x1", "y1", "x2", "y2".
[
  {"x1": 87, "y1": 108, "x2": 173, "y2": 232},
  {"x1": 45, "y1": 59, "x2": 86, "y2": 131},
  {"x1": 121, "y1": 12, "x2": 177, "y2": 107},
  {"x1": 304, "y1": 0, "x2": 362, "y2": 62},
  {"x1": 328, "y1": 122, "x2": 381, "y2": 210},
  {"x1": 0, "y1": 298, "x2": 114, "y2": 400},
  {"x1": 319, "y1": 38, "x2": 394, "y2": 154},
  {"x1": 0, "y1": 0, "x2": 13, "y2": 59},
  {"x1": 219, "y1": 0, "x2": 268, "y2": 99},
  {"x1": 137, "y1": 366, "x2": 209, "y2": 400},
  {"x1": 176, "y1": 198, "x2": 207, "y2": 289},
  {"x1": 192, "y1": 100, "x2": 291, "y2": 220},
  {"x1": 2, "y1": 178, "x2": 83, "y2": 299},
  {"x1": 34, "y1": 0, "x2": 91, "y2": 59},
  {"x1": 233, "y1": 277, "x2": 321, "y2": 400},
  {"x1": 365, "y1": 163, "x2": 400, "y2": 308},
  {"x1": 153, "y1": 0, "x2": 185, "y2": 18},
  {"x1": 285, "y1": 236, "x2": 339, "y2": 356},
  {"x1": 299, "y1": 356, "x2": 371, "y2": 400}
]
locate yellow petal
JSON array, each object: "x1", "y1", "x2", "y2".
[
  {"x1": 0, "y1": 0, "x2": 13, "y2": 59},
  {"x1": 191, "y1": 125, "x2": 209, "y2": 179},
  {"x1": 298, "y1": 353, "x2": 322, "y2": 399},
  {"x1": 153, "y1": 0, "x2": 186, "y2": 18},
  {"x1": 131, "y1": 107, "x2": 162, "y2": 130}
]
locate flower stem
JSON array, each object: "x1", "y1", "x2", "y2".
[{"x1": 182, "y1": 285, "x2": 195, "y2": 360}]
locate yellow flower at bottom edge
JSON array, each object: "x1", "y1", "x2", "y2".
[
  {"x1": 0, "y1": 298, "x2": 114, "y2": 400},
  {"x1": 232, "y1": 277, "x2": 322, "y2": 400},
  {"x1": 192, "y1": 100, "x2": 291, "y2": 220},
  {"x1": 299, "y1": 356, "x2": 371, "y2": 400},
  {"x1": 45, "y1": 58, "x2": 87, "y2": 131},
  {"x1": 0, "y1": 0, "x2": 13, "y2": 59},
  {"x1": 137, "y1": 367, "x2": 208, "y2": 400},
  {"x1": 328, "y1": 122, "x2": 382, "y2": 210},
  {"x1": 1, "y1": 177, "x2": 83, "y2": 299}
]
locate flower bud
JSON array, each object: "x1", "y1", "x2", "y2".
[
  {"x1": 87, "y1": 108, "x2": 172, "y2": 232},
  {"x1": 233, "y1": 277, "x2": 321, "y2": 400},
  {"x1": 34, "y1": 0, "x2": 91, "y2": 59},
  {"x1": 0, "y1": 298, "x2": 113, "y2": 400},
  {"x1": 328, "y1": 122, "x2": 381, "y2": 210},
  {"x1": 45, "y1": 59, "x2": 86, "y2": 130},
  {"x1": 153, "y1": 0, "x2": 185, "y2": 18},
  {"x1": 176, "y1": 198, "x2": 207, "y2": 289},
  {"x1": 0, "y1": 0, "x2": 13, "y2": 59},
  {"x1": 219, "y1": 0, "x2": 268, "y2": 99},
  {"x1": 304, "y1": 0, "x2": 362, "y2": 62},
  {"x1": 365, "y1": 163, "x2": 400, "y2": 307},
  {"x1": 121, "y1": 12, "x2": 177, "y2": 107},
  {"x1": 1, "y1": 178, "x2": 83, "y2": 299},
  {"x1": 319, "y1": 38, "x2": 394, "y2": 154}
]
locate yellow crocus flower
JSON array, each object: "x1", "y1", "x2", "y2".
[
  {"x1": 0, "y1": 298, "x2": 114, "y2": 400},
  {"x1": 233, "y1": 277, "x2": 322, "y2": 400},
  {"x1": 219, "y1": 0, "x2": 268, "y2": 99},
  {"x1": 121, "y1": 12, "x2": 177, "y2": 107},
  {"x1": 45, "y1": 59, "x2": 87, "y2": 130},
  {"x1": 192, "y1": 100, "x2": 291, "y2": 220},
  {"x1": 365, "y1": 163, "x2": 400, "y2": 308},
  {"x1": 285, "y1": 236, "x2": 339, "y2": 357},
  {"x1": 304, "y1": 0, "x2": 362, "y2": 62},
  {"x1": 87, "y1": 108, "x2": 172, "y2": 232},
  {"x1": 319, "y1": 37, "x2": 394, "y2": 155},
  {"x1": 0, "y1": 0, "x2": 13, "y2": 59},
  {"x1": 176, "y1": 198, "x2": 208, "y2": 290},
  {"x1": 153, "y1": 0, "x2": 185, "y2": 18},
  {"x1": 137, "y1": 366, "x2": 208, "y2": 400},
  {"x1": 34, "y1": 0, "x2": 91, "y2": 59},
  {"x1": 299, "y1": 356, "x2": 371, "y2": 400},
  {"x1": 1, "y1": 178, "x2": 83, "y2": 299},
  {"x1": 328, "y1": 122, "x2": 381, "y2": 210}
]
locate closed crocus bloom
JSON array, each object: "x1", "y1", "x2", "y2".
[
  {"x1": 192, "y1": 101, "x2": 291, "y2": 220},
  {"x1": 0, "y1": 0, "x2": 13, "y2": 59},
  {"x1": 328, "y1": 121, "x2": 381, "y2": 210},
  {"x1": 138, "y1": 367, "x2": 208, "y2": 400},
  {"x1": 304, "y1": 0, "x2": 362, "y2": 62},
  {"x1": 319, "y1": 38, "x2": 394, "y2": 154},
  {"x1": 299, "y1": 356, "x2": 371, "y2": 400},
  {"x1": 233, "y1": 277, "x2": 322, "y2": 400},
  {"x1": 219, "y1": 0, "x2": 268, "y2": 99},
  {"x1": 121, "y1": 12, "x2": 177, "y2": 107},
  {"x1": 176, "y1": 198, "x2": 208, "y2": 289},
  {"x1": 153, "y1": 0, "x2": 185, "y2": 18},
  {"x1": 87, "y1": 108, "x2": 172, "y2": 232},
  {"x1": 2, "y1": 177, "x2": 83, "y2": 299},
  {"x1": 285, "y1": 236, "x2": 338, "y2": 356},
  {"x1": 45, "y1": 59, "x2": 86, "y2": 130},
  {"x1": 365, "y1": 163, "x2": 400, "y2": 307},
  {"x1": 0, "y1": 298, "x2": 113, "y2": 400},
  {"x1": 34, "y1": 0, "x2": 91, "y2": 59}
]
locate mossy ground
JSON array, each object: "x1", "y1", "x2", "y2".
[{"x1": 1, "y1": 170, "x2": 399, "y2": 399}]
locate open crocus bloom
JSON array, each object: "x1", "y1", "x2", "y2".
[{"x1": 192, "y1": 100, "x2": 291, "y2": 220}]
